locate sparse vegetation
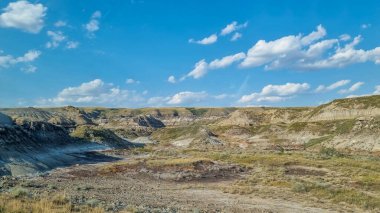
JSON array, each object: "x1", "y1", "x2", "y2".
[
  {"x1": 304, "y1": 135, "x2": 332, "y2": 149},
  {"x1": 0, "y1": 194, "x2": 104, "y2": 213},
  {"x1": 1, "y1": 96, "x2": 380, "y2": 212}
]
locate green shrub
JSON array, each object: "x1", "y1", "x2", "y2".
[
  {"x1": 10, "y1": 187, "x2": 29, "y2": 198},
  {"x1": 319, "y1": 147, "x2": 344, "y2": 159}
]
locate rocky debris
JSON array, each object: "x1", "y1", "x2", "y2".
[{"x1": 102, "y1": 159, "x2": 246, "y2": 182}]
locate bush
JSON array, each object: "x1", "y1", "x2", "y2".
[
  {"x1": 292, "y1": 182, "x2": 310, "y2": 193},
  {"x1": 86, "y1": 199, "x2": 100, "y2": 207},
  {"x1": 319, "y1": 147, "x2": 343, "y2": 159},
  {"x1": 9, "y1": 187, "x2": 29, "y2": 198}
]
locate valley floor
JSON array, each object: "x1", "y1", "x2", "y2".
[{"x1": 0, "y1": 147, "x2": 379, "y2": 212}]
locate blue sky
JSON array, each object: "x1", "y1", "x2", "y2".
[{"x1": 0, "y1": 0, "x2": 380, "y2": 107}]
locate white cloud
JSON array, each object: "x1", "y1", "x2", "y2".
[
  {"x1": 239, "y1": 25, "x2": 380, "y2": 70},
  {"x1": 239, "y1": 83, "x2": 310, "y2": 103},
  {"x1": 0, "y1": 0, "x2": 47, "y2": 33},
  {"x1": 189, "y1": 34, "x2": 217, "y2": 45},
  {"x1": 220, "y1": 21, "x2": 248, "y2": 36},
  {"x1": 0, "y1": 50, "x2": 41, "y2": 68},
  {"x1": 167, "y1": 91, "x2": 208, "y2": 105},
  {"x1": 168, "y1": 75, "x2": 176, "y2": 83},
  {"x1": 338, "y1": 82, "x2": 364, "y2": 94},
  {"x1": 183, "y1": 52, "x2": 246, "y2": 80},
  {"x1": 261, "y1": 83, "x2": 310, "y2": 96},
  {"x1": 147, "y1": 96, "x2": 170, "y2": 106},
  {"x1": 66, "y1": 41, "x2": 79, "y2": 49},
  {"x1": 54, "y1": 20, "x2": 67, "y2": 27},
  {"x1": 301, "y1": 25, "x2": 327, "y2": 45},
  {"x1": 361, "y1": 24, "x2": 371, "y2": 29},
  {"x1": 126, "y1": 78, "x2": 140, "y2": 84},
  {"x1": 21, "y1": 65, "x2": 37, "y2": 73},
  {"x1": 339, "y1": 34, "x2": 351, "y2": 41},
  {"x1": 231, "y1": 32, "x2": 242, "y2": 41},
  {"x1": 85, "y1": 11, "x2": 101, "y2": 37},
  {"x1": 315, "y1": 80, "x2": 351, "y2": 93},
  {"x1": 40, "y1": 79, "x2": 144, "y2": 106},
  {"x1": 185, "y1": 59, "x2": 209, "y2": 79},
  {"x1": 209, "y1": 52, "x2": 246, "y2": 69},
  {"x1": 46, "y1": 31, "x2": 66, "y2": 48},
  {"x1": 374, "y1": 86, "x2": 380, "y2": 94}
]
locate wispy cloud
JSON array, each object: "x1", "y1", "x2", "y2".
[
  {"x1": 46, "y1": 31, "x2": 66, "y2": 48},
  {"x1": 167, "y1": 91, "x2": 208, "y2": 105},
  {"x1": 167, "y1": 75, "x2": 176, "y2": 83},
  {"x1": 189, "y1": 33, "x2": 218, "y2": 45},
  {"x1": 338, "y1": 82, "x2": 364, "y2": 94},
  {"x1": 54, "y1": 20, "x2": 67, "y2": 27},
  {"x1": 126, "y1": 78, "x2": 140, "y2": 84},
  {"x1": 182, "y1": 52, "x2": 246, "y2": 80},
  {"x1": 85, "y1": 11, "x2": 102, "y2": 37},
  {"x1": 315, "y1": 80, "x2": 351, "y2": 93},
  {"x1": 231, "y1": 32, "x2": 242, "y2": 41},
  {"x1": 220, "y1": 21, "x2": 248, "y2": 36},
  {"x1": 0, "y1": 50, "x2": 41, "y2": 69}
]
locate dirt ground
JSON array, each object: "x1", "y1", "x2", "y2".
[{"x1": 3, "y1": 151, "x2": 342, "y2": 213}]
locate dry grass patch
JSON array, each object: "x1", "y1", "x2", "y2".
[{"x1": 0, "y1": 194, "x2": 104, "y2": 213}]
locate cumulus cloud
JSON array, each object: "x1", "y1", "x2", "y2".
[
  {"x1": 183, "y1": 52, "x2": 246, "y2": 80},
  {"x1": 338, "y1": 82, "x2": 364, "y2": 94},
  {"x1": 239, "y1": 25, "x2": 380, "y2": 70},
  {"x1": 0, "y1": 0, "x2": 47, "y2": 33},
  {"x1": 315, "y1": 80, "x2": 351, "y2": 93},
  {"x1": 238, "y1": 83, "x2": 310, "y2": 104},
  {"x1": 220, "y1": 21, "x2": 248, "y2": 36},
  {"x1": 85, "y1": 11, "x2": 101, "y2": 37},
  {"x1": 168, "y1": 75, "x2": 176, "y2": 83},
  {"x1": 40, "y1": 79, "x2": 144, "y2": 106},
  {"x1": 0, "y1": 50, "x2": 41, "y2": 68},
  {"x1": 167, "y1": 91, "x2": 208, "y2": 105},
  {"x1": 189, "y1": 34, "x2": 218, "y2": 45}
]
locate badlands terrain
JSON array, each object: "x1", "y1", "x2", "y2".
[{"x1": 0, "y1": 95, "x2": 379, "y2": 212}]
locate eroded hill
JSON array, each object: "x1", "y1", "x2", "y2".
[{"x1": 0, "y1": 96, "x2": 380, "y2": 176}]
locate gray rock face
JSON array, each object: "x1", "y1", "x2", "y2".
[{"x1": 133, "y1": 115, "x2": 165, "y2": 128}]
